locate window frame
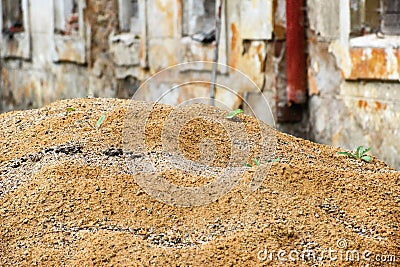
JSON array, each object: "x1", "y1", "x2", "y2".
[
  {"x1": 50, "y1": 0, "x2": 88, "y2": 64},
  {"x1": 180, "y1": 0, "x2": 229, "y2": 74},
  {"x1": 336, "y1": 0, "x2": 400, "y2": 80},
  {"x1": 110, "y1": 0, "x2": 146, "y2": 70},
  {"x1": 0, "y1": 0, "x2": 31, "y2": 59},
  {"x1": 117, "y1": 0, "x2": 140, "y2": 34}
]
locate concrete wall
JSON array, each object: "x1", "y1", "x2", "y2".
[
  {"x1": 1, "y1": 0, "x2": 281, "y2": 116},
  {"x1": 0, "y1": 0, "x2": 119, "y2": 111},
  {"x1": 307, "y1": 0, "x2": 400, "y2": 169},
  {"x1": 0, "y1": 0, "x2": 399, "y2": 169},
  {"x1": 0, "y1": 0, "x2": 90, "y2": 111}
]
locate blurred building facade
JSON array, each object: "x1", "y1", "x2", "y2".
[{"x1": 1, "y1": 0, "x2": 399, "y2": 168}]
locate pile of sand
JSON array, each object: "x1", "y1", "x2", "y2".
[{"x1": 0, "y1": 98, "x2": 398, "y2": 266}]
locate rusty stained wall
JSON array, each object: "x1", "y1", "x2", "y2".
[
  {"x1": 110, "y1": 0, "x2": 277, "y2": 113},
  {"x1": 0, "y1": 0, "x2": 286, "y2": 121},
  {"x1": 0, "y1": 0, "x2": 119, "y2": 112},
  {"x1": 307, "y1": 1, "x2": 400, "y2": 169},
  {"x1": 0, "y1": 0, "x2": 308, "y2": 158},
  {"x1": 0, "y1": 0, "x2": 311, "y2": 142},
  {"x1": 105, "y1": 0, "x2": 299, "y2": 131}
]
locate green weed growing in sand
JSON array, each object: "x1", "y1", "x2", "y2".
[
  {"x1": 253, "y1": 158, "x2": 261, "y2": 166},
  {"x1": 337, "y1": 146, "x2": 372, "y2": 162},
  {"x1": 96, "y1": 114, "x2": 106, "y2": 129},
  {"x1": 66, "y1": 107, "x2": 76, "y2": 113},
  {"x1": 270, "y1": 157, "x2": 281, "y2": 163},
  {"x1": 226, "y1": 109, "x2": 243, "y2": 119},
  {"x1": 243, "y1": 159, "x2": 259, "y2": 167},
  {"x1": 75, "y1": 114, "x2": 107, "y2": 130}
]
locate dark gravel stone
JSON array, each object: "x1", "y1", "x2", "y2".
[{"x1": 103, "y1": 147, "x2": 123, "y2": 157}]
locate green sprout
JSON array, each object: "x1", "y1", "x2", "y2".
[
  {"x1": 66, "y1": 107, "x2": 76, "y2": 113},
  {"x1": 76, "y1": 113, "x2": 107, "y2": 129},
  {"x1": 243, "y1": 158, "x2": 260, "y2": 167},
  {"x1": 95, "y1": 114, "x2": 107, "y2": 129},
  {"x1": 270, "y1": 157, "x2": 281, "y2": 163},
  {"x1": 337, "y1": 146, "x2": 372, "y2": 162},
  {"x1": 226, "y1": 109, "x2": 243, "y2": 119}
]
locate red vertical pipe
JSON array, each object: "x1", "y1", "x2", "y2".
[{"x1": 286, "y1": 0, "x2": 307, "y2": 104}]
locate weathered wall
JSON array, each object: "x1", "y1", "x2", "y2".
[
  {"x1": 1, "y1": 0, "x2": 295, "y2": 126},
  {"x1": 0, "y1": 0, "x2": 92, "y2": 112},
  {"x1": 307, "y1": 1, "x2": 400, "y2": 169},
  {"x1": 1, "y1": 0, "x2": 398, "y2": 168},
  {"x1": 0, "y1": 1, "x2": 114, "y2": 108},
  {"x1": 0, "y1": 0, "x2": 300, "y2": 124},
  {"x1": 87, "y1": 0, "x2": 118, "y2": 97},
  {"x1": 0, "y1": 0, "x2": 122, "y2": 112}
]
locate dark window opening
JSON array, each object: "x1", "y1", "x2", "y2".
[
  {"x1": 183, "y1": 0, "x2": 216, "y2": 43},
  {"x1": 350, "y1": 0, "x2": 380, "y2": 37},
  {"x1": 116, "y1": 76, "x2": 140, "y2": 99},
  {"x1": 54, "y1": 0, "x2": 79, "y2": 35},
  {"x1": 118, "y1": 0, "x2": 139, "y2": 35},
  {"x1": 350, "y1": 0, "x2": 400, "y2": 37},
  {"x1": 381, "y1": 0, "x2": 400, "y2": 35},
  {"x1": 2, "y1": 0, "x2": 24, "y2": 36}
]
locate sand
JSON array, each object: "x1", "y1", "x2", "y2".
[{"x1": 0, "y1": 98, "x2": 398, "y2": 266}]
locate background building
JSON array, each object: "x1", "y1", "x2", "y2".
[{"x1": 1, "y1": 0, "x2": 399, "y2": 169}]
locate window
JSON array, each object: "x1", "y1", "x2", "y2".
[
  {"x1": 0, "y1": 0, "x2": 30, "y2": 59},
  {"x1": 381, "y1": 0, "x2": 400, "y2": 35},
  {"x1": 333, "y1": 0, "x2": 400, "y2": 80},
  {"x1": 2, "y1": 0, "x2": 24, "y2": 35},
  {"x1": 110, "y1": 0, "x2": 143, "y2": 67},
  {"x1": 182, "y1": 0, "x2": 216, "y2": 43},
  {"x1": 51, "y1": 0, "x2": 88, "y2": 63},
  {"x1": 350, "y1": 0, "x2": 400, "y2": 36},
  {"x1": 180, "y1": 0, "x2": 228, "y2": 73},
  {"x1": 349, "y1": 0, "x2": 380, "y2": 37},
  {"x1": 118, "y1": 0, "x2": 140, "y2": 35},
  {"x1": 54, "y1": 0, "x2": 79, "y2": 35}
]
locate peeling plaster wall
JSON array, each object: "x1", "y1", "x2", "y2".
[
  {"x1": 0, "y1": 0, "x2": 307, "y2": 139},
  {"x1": 1, "y1": 0, "x2": 280, "y2": 113},
  {"x1": 307, "y1": 1, "x2": 400, "y2": 169},
  {"x1": 87, "y1": 0, "x2": 118, "y2": 98},
  {"x1": 108, "y1": 0, "x2": 282, "y2": 115},
  {"x1": 2, "y1": 0, "x2": 398, "y2": 168},
  {"x1": 0, "y1": 0, "x2": 93, "y2": 112}
]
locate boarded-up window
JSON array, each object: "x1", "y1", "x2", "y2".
[{"x1": 52, "y1": 0, "x2": 87, "y2": 63}]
